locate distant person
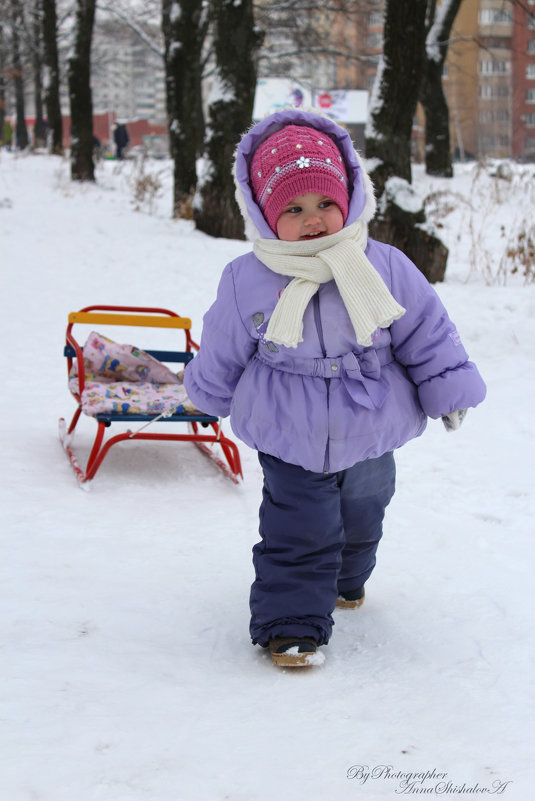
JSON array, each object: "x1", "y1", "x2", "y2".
[
  {"x1": 2, "y1": 119, "x2": 13, "y2": 150},
  {"x1": 113, "y1": 122, "x2": 129, "y2": 160},
  {"x1": 32, "y1": 119, "x2": 48, "y2": 149},
  {"x1": 93, "y1": 135, "x2": 102, "y2": 160}
]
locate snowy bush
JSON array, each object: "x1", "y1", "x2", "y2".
[
  {"x1": 499, "y1": 224, "x2": 535, "y2": 284},
  {"x1": 129, "y1": 155, "x2": 163, "y2": 214},
  {"x1": 422, "y1": 160, "x2": 535, "y2": 285}
]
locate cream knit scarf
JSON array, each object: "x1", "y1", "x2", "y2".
[{"x1": 253, "y1": 221, "x2": 406, "y2": 348}]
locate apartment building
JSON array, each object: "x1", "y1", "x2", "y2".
[
  {"x1": 256, "y1": 2, "x2": 339, "y2": 92},
  {"x1": 90, "y1": 21, "x2": 166, "y2": 125},
  {"x1": 476, "y1": 2, "x2": 514, "y2": 157},
  {"x1": 443, "y1": 0, "x2": 535, "y2": 160},
  {"x1": 512, "y1": 0, "x2": 535, "y2": 158},
  {"x1": 443, "y1": 1, "x2": 480, "y2": 159},
  {"x1": 314, "y1": 0, "x2": 535, "y2": 161},
  {"x1": 329, "y1": 2, "x2": 384, "y2": 92}
]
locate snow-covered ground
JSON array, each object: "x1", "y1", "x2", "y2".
[{"x1": 1, "y1": 151, "x2": 533, "y2": 801}]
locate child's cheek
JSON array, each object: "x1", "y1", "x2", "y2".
[{"x1": 276, "y1": 216, "x2": 299, "y2": 241}]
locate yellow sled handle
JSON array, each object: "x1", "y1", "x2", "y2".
[{"x1": 68, "y1": 311, "x2": 192, "y2": 329}]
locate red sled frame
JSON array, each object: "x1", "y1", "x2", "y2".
[{"x1": 59, "y1": 305, "x2": 243, "y2": 486}]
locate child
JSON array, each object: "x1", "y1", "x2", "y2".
[{"x1": 184, "y1": 109, "x2": 486, "y2": 668}]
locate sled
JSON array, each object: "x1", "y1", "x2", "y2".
[{"x1": 59, "y1": 305, "x2": 243, "y2": 486}]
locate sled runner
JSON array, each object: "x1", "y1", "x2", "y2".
[{"x1": 59, "y1": 305, "x2": 243, "y2": 486}]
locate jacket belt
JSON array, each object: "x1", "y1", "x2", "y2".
[{"x1": 254, "y1": 347, "x2": 393, "y2": 410}]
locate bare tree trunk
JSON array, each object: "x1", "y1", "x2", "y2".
[
  {"x1": 0, "y1": 21, "x2": 6, "y2": 142},
  {"x1": 194, "y1": 0, "x2": 262, "y2": 239},
  {"x1": 162, "y1": 0, "x2": 206, "y2": 218},
  {"x1": 366, "y1": 0, "x2": 448, "y2": 282},
  {"x1": 32, "y1": 0, "x2": 47, "y2": 148},
  {"x1": 365, "y1": 0, "x2": 428, "y2": 199},
  {"x1": 42, "y1": 0, "x2": 63, "y2": 154},
  {"x1": 419, "y1": 0, "x2": 463, "y2": 177},
  {"x1": 11, "y1": 0, "x2": 29, "y2": 150},
  {"x1": 68, "y1": 0, "x2": 96, "y2": 181}
]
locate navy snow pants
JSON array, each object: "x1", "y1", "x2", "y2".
[{"x1": 249, "y1": 451, "x2": 396, "y2": 647}]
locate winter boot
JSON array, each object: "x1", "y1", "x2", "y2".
[
  {"x1": 336, "y1": 586, "x2": 365, "y2": 609},
  {"x1": 268, "y1": 637, "x2": 322, "y2": 667}
]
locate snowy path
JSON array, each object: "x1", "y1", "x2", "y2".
[{"x1": 0, "y1": 153, "x2": 533, "y2": 800}]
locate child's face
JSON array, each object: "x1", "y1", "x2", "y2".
[{"x1": 276, "y1": 193, "x2": 345, "y2": 242}]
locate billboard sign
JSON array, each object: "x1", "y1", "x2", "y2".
[
  {"x1": 253, "y1": 79, "x2": 368, "y2": 124},
  {"x1": 253, "y1": 79, "x2": 313, "y2": 120},
  {"x1": 312, "y1": 90, "x2": 368, "y2": 123}
]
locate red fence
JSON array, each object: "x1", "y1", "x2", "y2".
[
  {"x1": 19, "y1": 111, "x2": 168, "y2": 152},
  {"x1": 62, "y1": 112, "x2": 167, "y2": 151}
]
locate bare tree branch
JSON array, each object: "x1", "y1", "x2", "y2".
[{"x1": 97, "y1": 1, "x2": 163, "y2": 58}]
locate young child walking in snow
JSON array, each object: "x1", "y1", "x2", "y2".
[{"x1": 184, "y1": 109, "x2": 486, "y2": 668}]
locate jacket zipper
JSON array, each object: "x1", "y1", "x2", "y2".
[{"x1": 313, "y1": 293, "x2": 331, "y2": 473}]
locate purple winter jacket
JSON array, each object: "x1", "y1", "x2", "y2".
[{"x1": 184, "y1": 109, "x2": 486, "y2": 473}]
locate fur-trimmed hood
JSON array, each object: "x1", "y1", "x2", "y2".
[{"x1": 234, "y1": 108, "x2": 376, "y2": 241}]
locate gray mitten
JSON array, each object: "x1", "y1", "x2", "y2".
[{"x1": 442, "y1": 409, "x2": 467, "y2": 432}]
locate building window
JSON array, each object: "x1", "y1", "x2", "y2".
[
  {"x1": 479, "y1": 85, "x2": 510, "y2": 98},
  {"x1": 528, "y1": 39, "x2": 535, "y2": 53},
  {"x1": 527, "y1": 88, "x2": 535, "y2": 102},
  {"x1": 527, "y1": 64, "x2": 535, "y2": 78},
  {"x1": 529, "y1": 15, "x2": 535, "y2": 29},
  {"x1": 479, "y1": 109, "x2": 509, "y2": 123},
  {"x1": 367, "y1": 11, "x2": 383, "y2": 26},
  {"x1": 526, "y1": 113, "x2": 535, "y2": 126},
  {"x1": 480, "y1": 59, "x2": 511, "y2": 74},
  {"x1": 479, "y1": 8, "x2": 513, "y2": 24},
  {"x1": 366, "y1": 33, "x2": 383, "y2": 49}
]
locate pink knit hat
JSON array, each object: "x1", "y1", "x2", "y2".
[{"x1": 250, "y1": 124, "x2": 349, "y2": 233}]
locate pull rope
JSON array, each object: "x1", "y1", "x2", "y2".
[
  {"x1": 128, "y1": 410, "x2": 223, "y2": 443},
  {"x1": 128, "y1": 405, "x2": 179, "y2": 438}
]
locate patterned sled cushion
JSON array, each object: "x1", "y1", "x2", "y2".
[
  {"x1": 70, "y1": 331, "x2": 181, "y2": 384},
  {"x1": 78, "y1": 378, "x2": 198, "y2": 417},
  {"x1": 68, "y1": 331, "x2": 201, "y2": 417}
]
